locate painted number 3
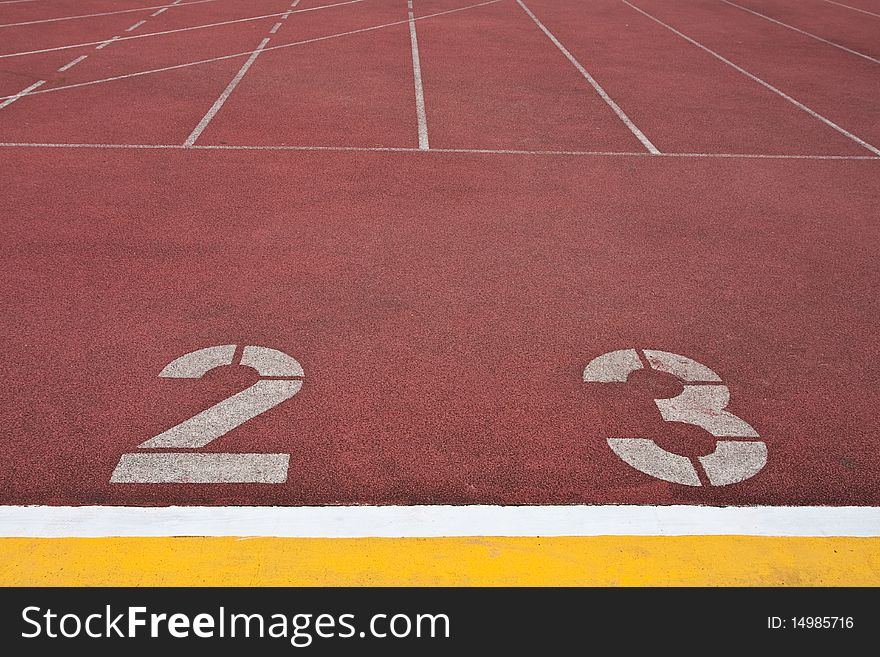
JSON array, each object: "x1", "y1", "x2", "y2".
[
  {"x1": 111, "y1": 345, "x2": 304, "y2": 484},
  {"x1": 583, "y1": 349, "x2": 767, "y2": 486}
]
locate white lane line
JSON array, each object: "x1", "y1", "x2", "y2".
[
  {"x1": 0, "y1": 0, "x2": 503, "y2": 104},
  {"x1": 151, "y1": 7, "x2": 169, "y2": 17},
  {"x1": 0, "y1": 1, "x2": 366, "y2": 60},
  {"x1": 721, "y1": 0, "x2": 880, "y2": 64},
  {"x1": 1, "y1": 505, "x2": 879, "y2": 537},
  {"x1": 622, "y1": 0, "x2": 880, "y2": 157},
  {"x1": 821, "y1": 0, "x2": 880, "y2": 18},
  {"x1": 0, "y1": 142, "x2": 877, "y2": 159},
  {"x1": 127, "y1": 19, "x2": 147, "y2": 31},
  {"x1": 184, "y1": 37, "x2": 272, "y2": 147},
  {"x1": 95, "y1": 36, "x2": 120, "y2": 50},
  {"x1": 515, "y1": 0, "x2": 659, "y2": 154},
  {"x1": 57, "y1": 55, "x2": 87, "y2": 72},
  {"x1": 0, "y1": 0, "x2": 222, "y2": 28},
  {"x1": 269, "y1": 21, "x2": 282, "y2": 33},
  {"x1": 0, "y1": 79, "x2": 45, "y2": 110},
  {"x1": 407, "y1": 0, "x2": 429, "y2": 150}
]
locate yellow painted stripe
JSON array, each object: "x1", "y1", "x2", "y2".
[{"x1": 1, "y1": 537, "x2": 879, "y2": 586}]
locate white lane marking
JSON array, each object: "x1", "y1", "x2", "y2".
[
  {"x1": 57, "y1": 55, "x2": 87, "y2": 72},
  {"x1": 269, "y1": 21, "x2": 282, "y2": 33},
  {"x1": 721, "y1": 0, "x2": 880, "y2": 64},
  {"x1": 1, "y1": 505, "x2": 878, "y2": 537},
  {"x1": 0, "y1": 142, "x2": 878, "y2": 159},
  {"x1": 0, "y1": 1, "x2": 367, "y2": 60},
  {"x1": 407, "y1": 0, "x2": 430, "y2": 150},
  {"x1": 0, "y1": 0, "x2": 221, "y2": 28},
  {"x1": 622, "y1": 0, "x2": 880, "y2": 157},
  {"x1": 585, "y1": 349, "x2": 766, "y2": 487},
  {"x1": 151, "y1": 7, "x2": 169, "y2": 16},
  {"x1": 0, "y1": 79, "x2": 44, "y2": 110},
  {"x1": 0, "y1": 0, "x2": 503, "y2": 104},
  {"x1": 821, "y1": 0, "x2": 880, "y2": 18},
  {"x1": 127, "y1": 19, "x2": 147, "y2": 31},
  {"x1": 515, "y1": 0, "x2": 660, "y2": 154},
  {"x1": 184, "y1": 36, "x2": 272, "y2": 147},
  {"x1": 95, "y1": 36, "x2": 120, "y2": 50},
  {"x1": 111, "y1": 453, "x2": 290, "y2": 484}
]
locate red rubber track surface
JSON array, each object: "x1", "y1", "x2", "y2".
[{"x1": 0, "y1": 0, "x2": 877, "y2": 506}]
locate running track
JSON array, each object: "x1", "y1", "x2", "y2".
[{"x1": 0, "y1": 0, "x2": 878, "y2": 583}]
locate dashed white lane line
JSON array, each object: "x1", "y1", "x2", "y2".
[
  {"x1": 127, "y1": 19, "x2": 147, "y2": 31},
  {"x1": 0, "y1": 0, "x2": 222, "y2": 28},
  {"x1": 269, "y1": 21, "x2": 282, "y2": 33},
  {"x1": 622, "y1": 0, "x2": 880, "y2": 157},
  {"x1": 184, "y1": 37, "x2": 272, "y2": 147},
  {"x1": 721, "y1": 0, "x2": 880, "y2": 65},
  {"x1": 151, "y1": 7, "x2": 169, "y2": 17},
  {"x1": 0, "y1": 1, "x2": 367, "y2": 60},
  {"x1": 407, "y1": 0, "x2": 429, "y2": 150},
  {"x1": 95, "y1": 36, "x2": 120, "y2": 50},
  {"x1": 0, "y1": 2, "x2": 507, "y2": 105},
  {"x1": 0, "y1": 80, "x2": 45, "y2": 109},
  {"x1": 57, "y1": 55, "x2": 87, "y2": 72},
  {"x1": 514, "y1": 0, "x2": 660, "y2": 155},
  {"x1": 0, "y1": 142, "x2": 877, "y2": 159},
  {"x1": 1, "y1": 505, "x2": 879, "y2": 538},
  {"x1": 821, "y1": 0, "x2": 880, "y2": 18}
]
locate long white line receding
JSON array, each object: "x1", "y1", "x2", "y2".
[
  {"x1": 184, "y1": 37, "x2": 272, "y2": 147},
  {"x1": 514, "y1": 0, "x2": 659, "y2": 154},
  {"x1": 821, "y1": 0, "x2": 880, "y2": 18},
  {"x1": 408, "y1": 0, "x2": 430, "y2": 150},
  {"x1": 0, "y1": 0, "x2": 221, "y2": 28},
  {"x1": 622, "y1": 0, "x2": 880, "y2": 157},
  {"x1": 721, "y1": 0, "x2": 880, "y2": 64},
  {"x1": 1, "y1": 505, "x2": 878, "y2": 537}
]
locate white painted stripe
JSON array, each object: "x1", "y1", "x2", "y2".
[
  {"x1": 151, "y1": 7, "x2": 168, "y2": 16},
  {"x1": 95, "y1": 36, "x2": 120, "y2": 50},
  {"x1": 184, "y1": 37, "x2": 272, "y2": 147},
  {"x1": 515, "y1": 0, "x2": 660, "y2": 154},
  {"x1": 127, "y1": 19, "x2": 147, "y2": 31},
  {"x1": 0, "y1": 79, "x2": 44, "y2": 110},
  {"x1": 821, "y1": 0, "x2": 880, "y2": 18},
  {"x1": 407, "y1": 0, "x2": 429, "y2": 150},
  {"x1": 0, "y1": 0, "x2": 221, "y2": 28},
  {"x1": 57, "y1": 55, "x2": 87, "y2": 72},
  {"x1": 623, "y1": 0, "x2": 880, "y2": 157},
  {"x1": 0, "y1": 1, "x2": 366, "y2": 60},
  {"x1": 721, "y1": 0, "x2": 880, "y2": 64},
  {"x1": 0, "y1": 505, "x2": 878, "y2": 537},
  {"x1": 0, "y1": 1, "x2": 502, "y2": 103},
  {"x1": 269, "y1": 21, "x2": 282, "y2": 33},
  {"x1": 0, "y1": 142, "x2": 877, "y2": 159},
  {"x1": 110, "y1": 453, "x2": 290, "y2": 484}
]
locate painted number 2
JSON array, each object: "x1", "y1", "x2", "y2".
[
  {"x1": 111, "y1": 344, "x2": 304, "y2": 484},
  {"x1": 583, "y1": 349, "x2": 766, "y2": 486}
]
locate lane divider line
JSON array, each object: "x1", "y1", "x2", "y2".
[
  {"x1": 821, "y1": 0, "x2": 880, "y2": 19},
  {"x1": 0, "y1": 141, "x2": 877, "y2": 159},
  {"x1": 127, "y1": 19, "x2": 147, "y2": 32},
  {"x1": 0, "y1": 0, "x2": 221, "y2": 29},
  {"x1": 622, "y1": 0, "x2": 880, "y2": 157},
  {"x1": 515, "y1": 0, "x2": 660, "y2": 154},
  {"x1": 1, "y1": 505, "x2": 878, "y2": 537},
  {"x1": 721, "y1": 0, "x2": 880, "y2": 64},
  {"x1": 408, "y1": 0, "x2": 430, "y2": 150}
]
